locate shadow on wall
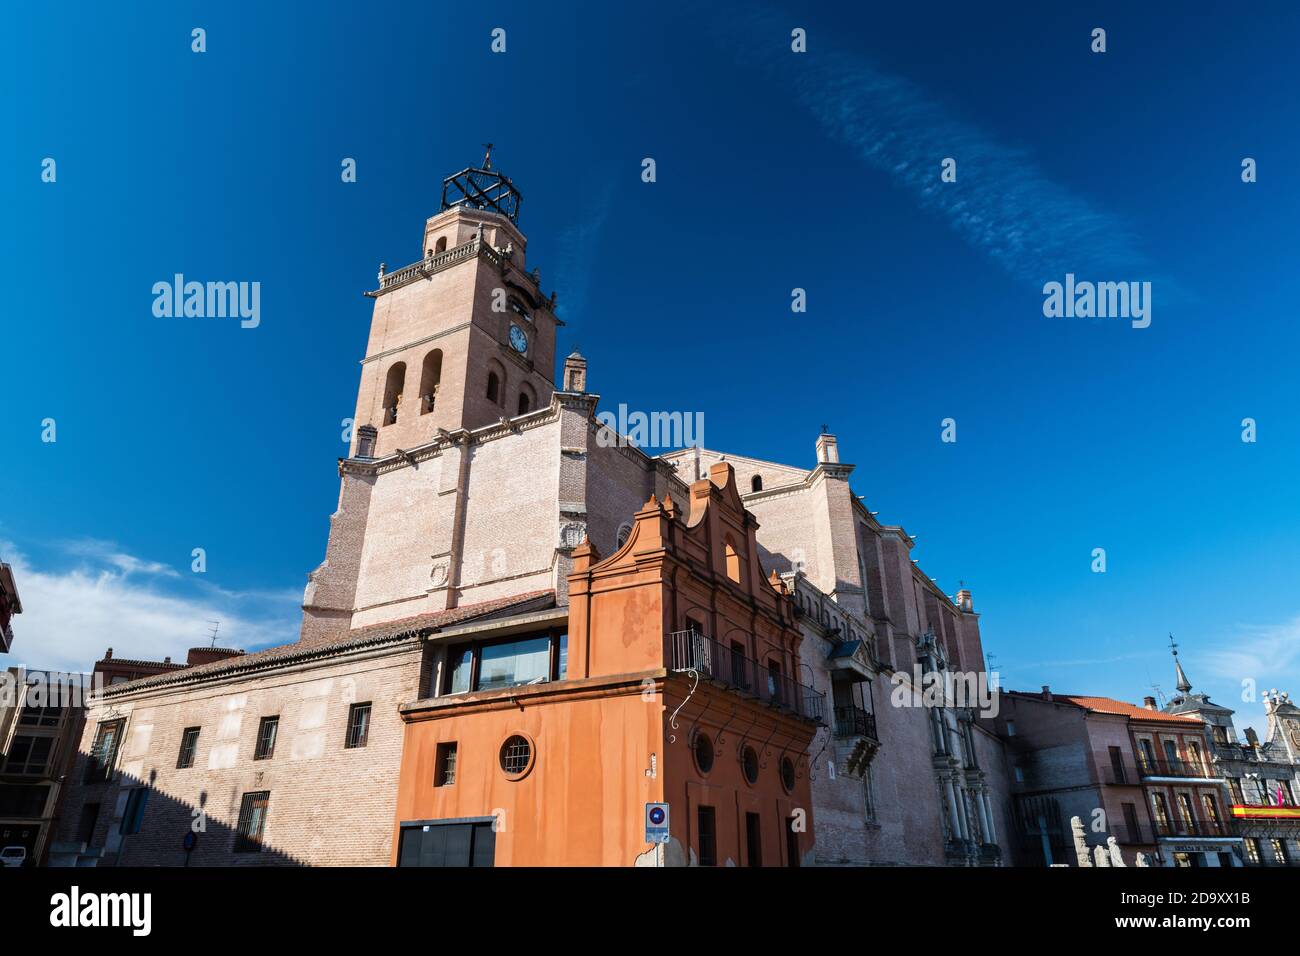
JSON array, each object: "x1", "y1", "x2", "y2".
[{"x1": 54, "y1": 754, "x2": 305, "y2": 868}]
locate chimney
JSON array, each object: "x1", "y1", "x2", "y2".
[
  {"x1": 816, "y1": 432, "x2": 839, "y2": 465},
  {"x1": 1041, "y1": 685, "x2": 1052, "y2": 701},
  {"x1": 956, "y1": 588, "x2": 973, "y2": 611},
  {"x1": 355, "y1": 424, "x2": 378, "y2": 459},
  {"x1": 104, "y1": 648, "x2": 112, "y2": 659},
  {"x1": 562, "y1": 350, "x2": 587, "y2": 393}
]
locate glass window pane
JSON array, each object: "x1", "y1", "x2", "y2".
[
  {"x1": 448, "y1": 647, "x2": 473, "y2": 694},
  {"x1": 557, "y1": 633, "x2": 568, "y2": 680},
  {"x1": 478, "y1": 636, "x2": 551, "y2": 691}
]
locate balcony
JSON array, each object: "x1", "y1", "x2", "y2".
[
  {"x1": 668, "y1": 629, "x2": 825, "y2": 723},
  {"x1": 832, "y1": 704, "x2": 877, "y2": 742},
  {"x1": 1153, "y1": 819, "x2": 1234, "y2": 838},
  {"x1": 1138, "y1": 758, "x2": 1217, "y2": 779}
]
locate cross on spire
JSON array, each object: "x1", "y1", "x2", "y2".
[{"x1": 482, "y1": 142, "x2": 494, "y2": 168}]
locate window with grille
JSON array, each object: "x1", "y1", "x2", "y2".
[
  {"x1": 435, "y1": 742, "x2": 458, "y2": 786},
  {"x1": 254, "y1": 716, "x2": 279, "y2": 760},
  {"x1": 234, "y1": 791, "x2": 270, "y2": 853},
  {"x1": 85, "y1": 719, "x2": 124, "y2": 783},
  {"x1": 176, "y1": 727, "x2": 200, "y2": 769},
  {"x1": 345, "y1": 703, "x2": 372, "y2": 749},
  {"x1": 499, "y1": 735, "x2": 532, "y2": 778}
]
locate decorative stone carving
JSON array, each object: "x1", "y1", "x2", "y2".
[
  {"x1": 1107, "y1": 835, "x2": 1125, "y2": 867},
  {"x1": 1135, "y1": 852, "x2": 1149, "y2": 867},
  {"x1": 559, "y1": 521, "x2": 586, "y2": 549},
  {"x1": 429, "y1": 560, "x2": 448, "y2": 587},
  {"x1": 1093, "y1": 844, "x2": 1110, "y2": 867},
  {"x1": 1071, "y1": 816, "x2": 1091, "y2": 867}
]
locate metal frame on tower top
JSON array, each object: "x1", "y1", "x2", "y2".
[{"x1": 440, "y1": 144, "x2": 522, "y2": 224}]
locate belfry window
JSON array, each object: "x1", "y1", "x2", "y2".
[
  {"x1": 434, "y1": 236, "x2": 447, "y2": 254},
  {"x1": 486, "y1": 372, "x2": 501, "y2": 405},
  {"x1": 751, "y1": 474, "x2": 763, "y2": 492},
  {"x1": 383, "y1": 362, "x2": 406, "y2": 426},
  {"x1": 419, "y1": 350, "x2": 442, "y2": 415}
]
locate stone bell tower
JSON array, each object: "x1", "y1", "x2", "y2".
[{"x1": 352, "y1": 148, "x2": 562, "y2": 458}]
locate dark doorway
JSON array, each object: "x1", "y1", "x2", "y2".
[
  {"x1": 697, "y1": 806, "x2": 717, "y2": 867},
  {"x1": 744, "y1": 811, "x2": 762, "y2": 867},
  {"x1": 785, "y1": 817, "x2": 800, "y2": 867},
  {"x1": 397, "y1": 820, "x2": 496, "y2": 867}
]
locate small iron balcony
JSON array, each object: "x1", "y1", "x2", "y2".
[{"x1": 668, "y1": 629, "x2": 825, "y2": 723}]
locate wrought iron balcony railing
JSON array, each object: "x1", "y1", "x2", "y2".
[
  {"x1": 668, "y1": 629, "x2": 825, "y2": 723},
  {"x1": 1139, "y1": 758, "x2": 1216, "y2": 779},
  {"x1": 1153, "y1": 818, "x2": 1233, "y2": 838},
  {"x1": 832, "y1": 704, "x2": 877, "y2": 741}
]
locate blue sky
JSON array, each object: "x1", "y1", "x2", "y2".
[{"x1": 2, "y1": 2, "x2": 1298, "y2": 734}]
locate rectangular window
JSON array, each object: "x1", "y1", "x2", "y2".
[
  {"x1": 1245, "y1": 838, "x2": 1261, "y2": 864},
  {"x1": 697, "y1": 806, "x2": 717, "y2": 867},
  {"x1": 19, "y1": 705, "x2": 63, "y2": 727},
  {"x1": 435, "y1": 742, "x2": 458, "y2": 787},
  {"x1": 3, "y1": 735, "x2": 54, "y2": 775},
  {"x1": 442, "y1": 631, "x2": 568, "y2": 695},
  {"x1": 447, "y1": 645, "x2": 474, "y2": 694},
  {"x1": 1151, "y1": 792, "x2": 1171, "y2": 829},
  {"x1": 477, "y1": 635, "x2": 550, "y2": 691},
  {"x1": 234, "y1": 791, "x2": 270, "y2": 853},
  {"x1": 1108, "y1": 745, "x2": 1126, "y2": 783},
  {"x1": 254, "y1": 716, "x2": 279, "y2": 760},
  {"x1": 745, "y1": 812, "x2": 763, "y2": 867},
  {"x1": 1271, "y1": 839, "x2": 1289, "y2": 864},
  {"x1": 345, "y1": 703, "x2": 372, "y2": 749},
  {"x1": 85, "y1": 720, "x2": 124, "y2": 783},
  {"x1": 176, "y1": 727, "x2": 200, "y2": 769}
]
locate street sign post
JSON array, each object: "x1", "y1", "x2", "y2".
[{"x1": 645, "y1": 802, "x2": 669, "y2": 844}]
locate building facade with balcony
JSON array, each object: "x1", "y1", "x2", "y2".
[
  {"x1": 1162, "y1": 652, "x2": 1300, "y2": 866},
  {"x1": 991, "y1": 688, "x2": 1241, "y2": 866},
  {"x1": 51, "y1": 155, "x2": 999, "y2": 866},
  {"x1": 393, "y1": 463, "x2": 822, "y2": 866}
]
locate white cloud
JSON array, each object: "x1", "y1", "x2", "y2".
[
  {"x1": 1201, "y1": 615, "x2": 1300, "y2": 738},
  {"x1": 2, "y1": 540, "x2": 300, "y2": 677}
]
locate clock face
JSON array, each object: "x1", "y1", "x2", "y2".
[{"x1": 509, "y1": 323, "x2": 528, "y2": 354}]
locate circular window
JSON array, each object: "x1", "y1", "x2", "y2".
[
  {"x1": 499, "y1": 734, "x2": 534, "y2": 779},
  {"x1": 780, "y1": 756, "x2": 796, "y2": 793},
  {"x1": 742, "y1": 745, "x2": 760, "y2": 785},
  {"x1": 694, "y1": 732, "x2": 714, "y2": 774}
]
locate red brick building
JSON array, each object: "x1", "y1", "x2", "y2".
[{"x1": 991, "y1": 688, "x2": 1241, "y2": 866}]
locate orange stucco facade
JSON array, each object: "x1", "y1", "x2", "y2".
[{"x1": 392, "y1": 462, "x2": 821, "y2": 866}]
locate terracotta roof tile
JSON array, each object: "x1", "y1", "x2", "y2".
[
  {"x1": 1054, "y1": 694, "x2": 1205, "y2": 724},
  {"x1": 101, "y1": 590, "x2": 556, "y2": 695}
]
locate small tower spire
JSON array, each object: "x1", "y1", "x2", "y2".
[{"x1": 1170, "y1": 633, "x2": 1192, "y2": 695}]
